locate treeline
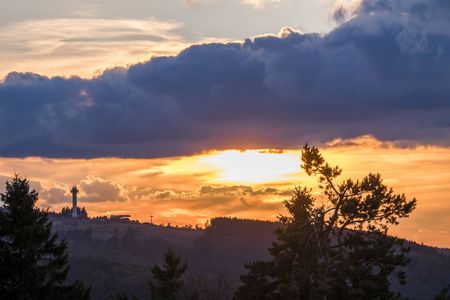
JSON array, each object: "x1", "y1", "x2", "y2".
[
  {"x1": 60, "y1": 206, "x2": 89, "y2": 218},
  {"x1": 2, "y1": 146, "x2": 450, "y2": 299},
  {"x1": 58, "y1": 213, "x2": 450, "y2": 299},
  {"x1": 206, "y1": 217, "x2": 279, "y2": 234}
]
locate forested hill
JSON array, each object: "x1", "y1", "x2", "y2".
[{"x1": 51, "y1": 216, "x2": 450, "y2": 300}]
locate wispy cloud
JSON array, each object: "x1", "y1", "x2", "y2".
[
  {"x1": 186, "y1": 0, "x2": 282, "y2": 9},
  {"x1": 240, "y1": 0, "x2": 282, "y2": 9},
  {"x1": 330, "y1": 0, "x2": 362, "y2": 23},
  {"x1": 0, "y1": 18, "x2": 187, "y2": 78}
]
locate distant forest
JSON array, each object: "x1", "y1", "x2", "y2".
[
  {"x1": 3, "y1": 181, "x2": 450, "y2": 299},
  {"x1": 2, "y1": 146, "x2": 450, "y2": 300},
  {"x1": 52, "y1": 216, "x2": 449, "y2": 300}
]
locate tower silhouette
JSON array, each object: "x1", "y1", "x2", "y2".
[{"x1": 71, "y1": 186, "x2": 79, "y2": 218}]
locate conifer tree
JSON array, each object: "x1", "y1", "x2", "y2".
[
  {"x1": 61, "y1": 206, "x2": 72, "y2": 217},
  {"x1": 80, "y1": 207, "x2": 88, "y2": 219},
  {"x1": 0, "y1": 175, "x2": 90, "y2": 300},
  {"x1": 434, "y1": 285, "x2": 450, "y2": 300},
  {"x1": 235, "y1": 145, "x2": 416, "y2": 300},
  {"x1": 149, "y1": 248, "x2": 187, "y2": 300}
]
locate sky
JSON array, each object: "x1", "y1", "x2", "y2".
[
  {"x1": 1, "y1": 0, "x2": 450, "y2": 247},
  {"x1": 0, "y1": 0, "x2": 334, "y2": 78}
]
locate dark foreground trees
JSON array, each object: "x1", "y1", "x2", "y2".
[
  {"x1": 434, "y1": 285, "x2": 450, "y2": 300},
  {"x1": 0, "y1": 175, "x2": 90, "y2": 300},
  {"x1": 235, "y1": 145, "x2": 417, "y2": 300},
  {"x1": 149, "y1": 248, "x2": 187, "y2": 300}
]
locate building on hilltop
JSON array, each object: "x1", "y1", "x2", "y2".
[{"x1": 110, "y1": 214, "x2": 131, "y2": 222}]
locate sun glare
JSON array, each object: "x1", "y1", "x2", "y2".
[{"x1": 200, "y1": 150, "x2": 300, "y2": 184}]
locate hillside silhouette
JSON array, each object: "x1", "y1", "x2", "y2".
[
  {"x1": 3, "y1": 146, "x2": 449, "y2": 299},
  {"x1": 51, "y1": 216, "x2": 450, "y2": 299}
]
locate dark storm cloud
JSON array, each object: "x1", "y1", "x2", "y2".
[{"x1": 0, "y1": 0, "x2": 449, "y2": 158}]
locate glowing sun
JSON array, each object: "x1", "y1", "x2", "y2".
[{"x1": 200, "y1": 149, "x2": 300, "y2": 184}]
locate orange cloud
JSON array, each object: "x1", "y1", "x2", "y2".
[
  {"x1": 0, "y1": 18, "x2": 187, "y2": 79},
  {"x1": 0, "y1": 136, "x2": 449, "y2": 247}
]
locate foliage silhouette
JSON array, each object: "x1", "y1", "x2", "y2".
[
  {"x1": 149, "y1": 248, "x2": 187, "y2": 300},
  {"x1": 234, "y1": 145, "x2": 416, "y2": 300},
  {"x1": 0, "y1": 175, "x2": 90, "y2": 299},
  {"x1": 61, "y1": 206, "x2": 88, "y2": 219},
  {"x1": 434, "y1": 285, "x2": 450, "y2": 300}
]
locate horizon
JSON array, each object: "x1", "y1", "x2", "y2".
[
  {"x1": 1, "y1": 0, "x2": 450, "y2": 250},
  {"x1": 1, "y1": 136, "x2": 449, "y2": 248}
]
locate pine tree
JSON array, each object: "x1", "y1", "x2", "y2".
[
  {"x1": 149, "y1": 248, "x2": 187, "y2": 300},
  {"x1": 0, "y1": 175, "x2": 90, "y2": 300},
  {"x1": 61, "y1": 206, "x2": 71, "y2": 217},
  {"x1": 80, "y1": 207, "x2": 88, "y2": 219},
  {"x1": 434, "y1": 285, "x2": 450, "y2": 300},
  {"x1": 235, "y1": 145, "x2": 416, "y2": 300}
]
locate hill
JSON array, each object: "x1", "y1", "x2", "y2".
[{"x1": 51, "y1": 216, "x2": 450, "y2": 299}]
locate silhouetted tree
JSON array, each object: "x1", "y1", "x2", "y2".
[
  {"x1": 184, "y1": 273, "x2": 233, "y2": 300},
  {"x1": 61, "y1": 206, "x2": 72, "y2": 217},
  {"x1": 434, "y1": 285, "x2": 450, "y2": 300},
  {"x1": 0, "y1": 175, "x2": 90, "y2": 299},
  {"x1": 235, "y1": 145, "x2": 416, "y2": 300},
  {"x1": 149, "y1": 248, "x2": 187, "y2": 300},
  {"x1": 61, "y1": 206, "x2": 88, "y2": 219},
  {"x1": 80, "y1": 207, "x2": 88, "y2": 219}
]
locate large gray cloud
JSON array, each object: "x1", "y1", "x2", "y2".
[
  {"x1": 79, "y1": 176, "x2": 127, "y2": 202},
  {"x1": 0, "y1": 0, "x2": 449, "y2": 158}
]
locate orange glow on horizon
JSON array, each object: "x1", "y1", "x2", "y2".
[{"x1": 0, "y1": 137, "x2": 449, "y2": 248}]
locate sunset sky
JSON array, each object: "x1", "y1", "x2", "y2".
[{"x1": 1, "y1": 0, "x2": 450, "y2": 248}]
